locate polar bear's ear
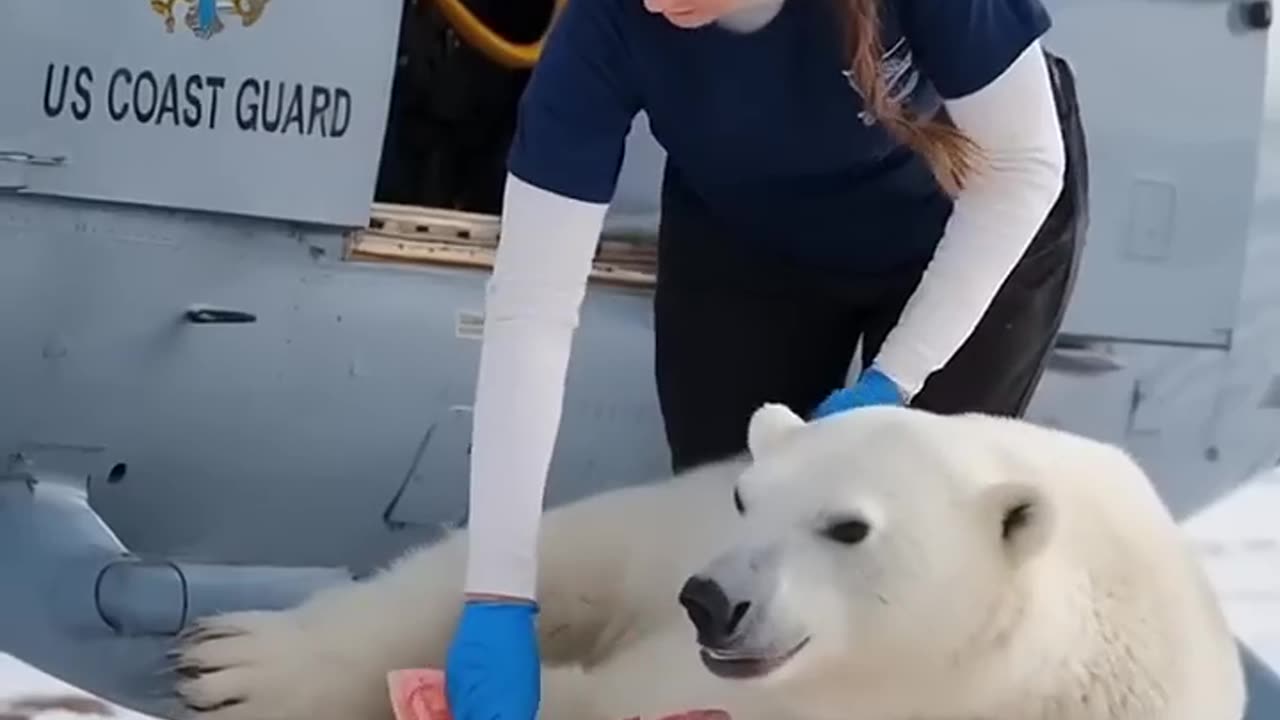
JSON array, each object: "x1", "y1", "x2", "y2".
[
  {"x1": 747, "y1": 403, "x2": 806, "y2": 459},
  {"x1": 980, "y1": 481, "x2": 1055, "y2": 567}
]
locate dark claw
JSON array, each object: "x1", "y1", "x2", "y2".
[
  {"x1": 178, "y1": 620, "x2": 245, "y2": 641},
  {"x1": 173, "y1": 663, "x2": 223, "y2": 679},
  {"x1": 177, "y1": 625, "x2": 243, "y2": 645},
  {"x1": 181, "y1": 697, "x2": 245, "y2": 713}
]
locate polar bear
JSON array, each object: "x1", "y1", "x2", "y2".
[{"x1": 173, "y1": 404, "x2": 1246, "y2": 720}]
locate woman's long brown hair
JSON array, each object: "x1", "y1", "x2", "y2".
[{"x1": 845, "y1": 0, "x2": 981, "y2": 196}]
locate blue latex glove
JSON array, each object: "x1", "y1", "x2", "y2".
[
  {"x1": 811, "y1": 366, "x2": 905, "y2": 419},
  {"x1": 445, "y1": 599, "x2": 540, "y2": 720}
]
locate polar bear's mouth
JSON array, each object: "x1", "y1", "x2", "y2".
[{"x1": 698, "y1": 636, "x2": 811, "y2": 680}]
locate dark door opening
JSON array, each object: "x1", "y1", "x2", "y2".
[{"x1": 373, "y1": 0, "x2": 556, "y2": 215}]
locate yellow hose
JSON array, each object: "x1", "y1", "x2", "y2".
[{"x1": 431, "y1": 0, "x2": 567, "y2": 69}]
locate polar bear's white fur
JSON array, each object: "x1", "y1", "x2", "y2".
[{"x1": 174, "y1": 405, "x2": 1245, "y2": 720}]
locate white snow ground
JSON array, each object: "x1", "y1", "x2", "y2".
[
  {"x1": 0, "y1": 652, "x2": 164, "y2": 720},
  {"x1": 1184, "y1": 468, "x2": 1280, "y2": 670}
]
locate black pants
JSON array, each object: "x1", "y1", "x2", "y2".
[{"x1": 653, "y1": 52, "x2": 1091, "y2": 473}]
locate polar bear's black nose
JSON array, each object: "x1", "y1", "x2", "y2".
[{"x1": 679, "y1": 575, "x2": 750, "y2": 647}]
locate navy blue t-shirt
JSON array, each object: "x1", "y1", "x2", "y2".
[{"x1": 507, "y1": 0, "x2": 1052, "y2": 274}]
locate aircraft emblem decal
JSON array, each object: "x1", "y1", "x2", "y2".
[{"x1": 150, "y1": 0, "x2": 271, "y2": 39}]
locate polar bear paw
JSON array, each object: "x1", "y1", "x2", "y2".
[{"x1": 172, "y1": 609, "x2": 392, "y2": 720}]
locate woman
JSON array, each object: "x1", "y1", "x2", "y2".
[{"x1": 444, "y1": 0, "x2": 1089, "y2": 716}]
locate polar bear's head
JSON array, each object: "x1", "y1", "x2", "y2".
[{"x1": 678, "y1": 403, "x2": 1057, "y2": 702}]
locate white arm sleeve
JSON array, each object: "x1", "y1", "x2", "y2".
[
  {"x1": 873, "y1": 40, "x2": 1066, "y2": 397},
  {"x1": 463, "y1": 172, "x2": 609, "y2": 599}
]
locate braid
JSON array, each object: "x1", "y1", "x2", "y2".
[{"x1": 845, "y1": 0, "x2": 981, "y2": 196}]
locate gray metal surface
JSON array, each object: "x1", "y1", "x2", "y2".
[
  {"x1": 0, "y1": 1, "x2": 402, "y2": 226},
  {"x1": 0, "y1": 194, "x2": 672, "y2": 574},
  {"x1": 1243, "y1": 641, "x2": 1280, "y2": 719},
  {"x1": 0, "y1": 466, "x2": 351, "y2": 718}
]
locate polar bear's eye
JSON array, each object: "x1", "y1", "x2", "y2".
[
  {"x1": 732, "y1": 487, "x2": 746, "y2": 515},
  {"x1": 822, "y1": 518, "x2": 871, "y2": 545}
]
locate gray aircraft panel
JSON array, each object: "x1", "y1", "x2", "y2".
[
  {"x1": 0, "y1": 1, "x2": 402, "y2": 227},
  {"x1": 1045, "y1": 0, "x2": 1269, "y2": 347},
  {"x1": 0, "y1": 193, "x2": 672, "y2": 574}
]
